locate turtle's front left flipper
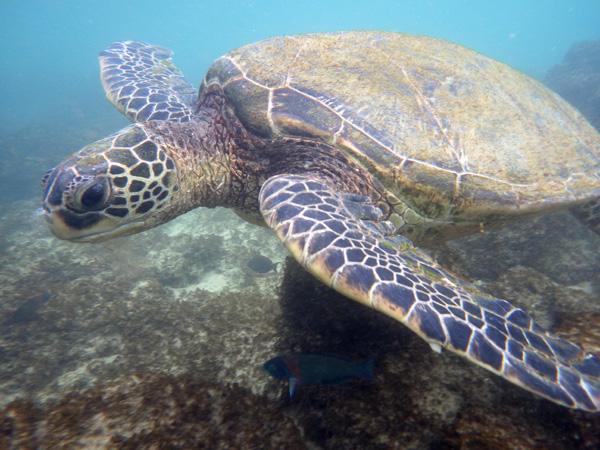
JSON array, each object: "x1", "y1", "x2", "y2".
[
  {"x1": 259, "y1": 174, "x2": 600, "y2": 411},
  {"x1": 99, "y1": 41, "x2": 198, "y2": 123}
]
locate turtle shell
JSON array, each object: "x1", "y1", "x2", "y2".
[{"x1": 200, "y1": 31, "x2": 600, "y2": 223}]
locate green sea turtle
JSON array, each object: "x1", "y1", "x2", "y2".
[{"x1": 41, "y1": 31, "x2": 600, "y2": 411}]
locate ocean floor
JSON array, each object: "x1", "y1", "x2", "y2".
[{"x1": 0, "y1": 197, "x2": 599, "y2": 449}]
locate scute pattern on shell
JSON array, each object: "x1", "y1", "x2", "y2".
[{"x1": 204, "y1": 31, "x2": 600, "y2": 222}]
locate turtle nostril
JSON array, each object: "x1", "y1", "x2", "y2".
[{"x1": 41, "y1": 170, "x2": 52, "y2": 188}]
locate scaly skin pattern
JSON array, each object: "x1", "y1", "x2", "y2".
[{"x1": 259, "y1": 174, "x2": 600, "y2": 411}]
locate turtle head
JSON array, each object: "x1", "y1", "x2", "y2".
[{"x1": 42, "y1": 123, "x2": 181, "y2": 242}]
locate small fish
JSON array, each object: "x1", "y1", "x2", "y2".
[
  {"x1": 246, "y1": 255, "x2": 279, "y2": 274},
  {"x1": 2, "y1": 293, "x2": 51, "y2": 326},
  {"x1": 262, "y1": 353, "x2": 375, "y2": 396}
]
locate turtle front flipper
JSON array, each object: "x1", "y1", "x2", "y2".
[
  {"x1": 259, "y1": 174, "x2": 600, "y2": 411},
  {"x1": 99, "y1": 41, "x2": 198, "y2": 123}
]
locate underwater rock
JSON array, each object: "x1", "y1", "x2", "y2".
[
  {"x1": 554, "y1": 311, "x2": 600, "y2": 357},
  {"x1": 431, "y1": 211, "x2": 600, "y2": 286},
  {"x1": 2, "y1": 294, "x2": 51, "y2": 327},
  {"x1": 0, "y1": 374, "x2": 305, "y2": 450},
  {"x1": 546, "y1": 40, "x2": 600, "y2": 131}
]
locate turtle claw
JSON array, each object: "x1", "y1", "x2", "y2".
[
  {"x1": 259, "y1": 173, "x2": 600, "y2": 412},
  {"x1": 340, "y1": 192, "x2": 396, "y2": 236},
  {"x1": 429, "y1": 342, "x2": 442, "y2": 353},
  {"x1": 341, "y1": 193, "x2": 373, "y2": 204},
  {"x1": 341, "y1": 193, "x2": 382, "y2": 221}
]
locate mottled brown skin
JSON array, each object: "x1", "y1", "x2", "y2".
[{"x1": 154, "y1": 86, "x2": 386, "y2": 217}]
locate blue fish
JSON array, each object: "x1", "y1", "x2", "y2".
[
  {"x1": 246, "y1": 255, "x2": 279, "y2": 274},
  {"x1": 262, "y1": 353, "x2": 375, "y2": 396}
]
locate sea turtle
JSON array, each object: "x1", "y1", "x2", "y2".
[{"x1": 41, "y1": 31, "x2": 600, "y2": 411}]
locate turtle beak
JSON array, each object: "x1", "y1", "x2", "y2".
[
  {"x1": 41, "y1": 166, "x2": 131, "y2": 243},
  {"x1": 43, "y1": 208, "x2": 119, "y2": 242},
  {"x1": 41, "y1": 165, "x2": 108, "y2": 242},
  {"x1": 43, "y1": 207, "x2": 150, "y2": 243}
]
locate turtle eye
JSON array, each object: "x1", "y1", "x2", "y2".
[{"x1": 76, "y1": 180, "x2": 109, "y2": 211}]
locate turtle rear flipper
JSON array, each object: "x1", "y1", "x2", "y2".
[
  {"x1": 259, "y1": 173, "x2": 600, "y2": 412},
  {"x1": 571, "y1": 198, "x2": 600, "y2": 236},
  {"x1": 99, "y1": 41, "x2": 197, "y2": 123}
]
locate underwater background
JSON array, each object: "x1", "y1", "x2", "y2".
[
  {"x1": 1, "y1": 0, "x2": 600, "y2": 203},
  {"x1": 1, "y1": 1, "x2": 600, "y2": 448}
]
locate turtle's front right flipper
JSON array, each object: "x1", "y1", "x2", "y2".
[
  {"x1": 259, "y1": 174, "x2": 600, "y2": 412},
  {"x1": 99, "y1": 41, "x2": 197, "y2": 123}
]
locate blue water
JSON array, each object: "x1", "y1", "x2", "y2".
[{"x1": 0, "y1": 0, "x2": 598, "y2": 202}]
